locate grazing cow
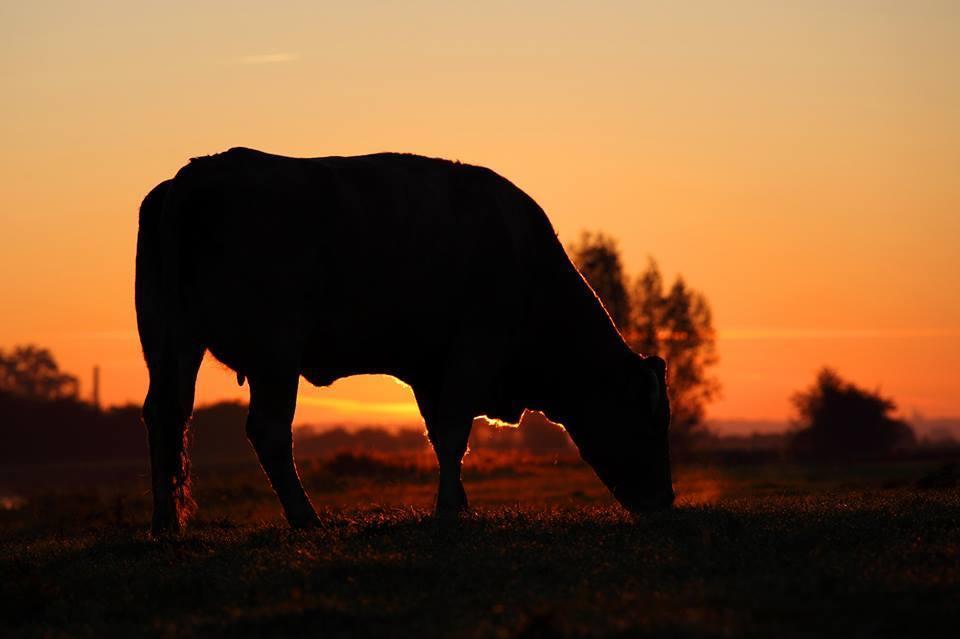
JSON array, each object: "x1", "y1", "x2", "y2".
[{"x1": 135, "y1": 148, "x2": 673, "y2": 534}]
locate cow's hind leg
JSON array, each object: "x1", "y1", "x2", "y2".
[
  {"x1": 143, "y1": 341, "x2": 204, "y2": 535},
  {"x1": 246, "y1": 373, "x2": 320, "y2": 528}
]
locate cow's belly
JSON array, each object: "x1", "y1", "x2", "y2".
[{"x1": 297, "y1": 279, "x2": 475, "y2": 384}]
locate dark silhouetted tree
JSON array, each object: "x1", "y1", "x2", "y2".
[
  {"x1": 788, "y1": 368, "x2": 916, "y2": 459},
  {"x1": 569, "y1": 234, "x2": 719, "y2": 449},
  {"x1": 568, "y1": 231, "x2": 631, "y2": 330},
  {"x1": 0, "y1": 345, "x2": 79, "y2": 401}
]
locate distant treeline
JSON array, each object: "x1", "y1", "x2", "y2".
[
  {"x1": 0, "y1": 393, "x2": 578, "y2": 467},
  {"x1": 0, "y1": 394, "x2": 411, "y2": 466},
  {"x1": 3, "y1": 383, "x2": 957, "y2": 468},
  {"x1": 0, "y1": 393, "x2": 146, "y2": 465}
]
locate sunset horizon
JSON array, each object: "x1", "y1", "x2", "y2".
[{"x1": 3, "y1": 2, "x2": 958, "y2": 429}]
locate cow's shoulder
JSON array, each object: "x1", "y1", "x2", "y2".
[
  {"x1": 465, "y1": 165, "x2": 563, "y2": 266},
  {"x1": 178, "y1": 147, "x2": 298, "y2": 178},
  {"x1": 194, "y1": 146, "x2": 275, "y2": 161}
]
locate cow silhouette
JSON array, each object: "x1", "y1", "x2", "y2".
[{"x1": 136, "y1": 148, "x2": 673, "y2": 534}]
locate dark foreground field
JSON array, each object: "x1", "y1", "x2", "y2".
[{"x1": 2, "y1": 456, "x2": 959, "y2": 638}]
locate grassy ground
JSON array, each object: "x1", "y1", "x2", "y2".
[{"x1": 2, "y1": 456, "x2": 959, "y2": 638}]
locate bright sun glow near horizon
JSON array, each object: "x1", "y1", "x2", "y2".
[{"x1": 2, "y1": 1, "x2": 958, "y2": 430}]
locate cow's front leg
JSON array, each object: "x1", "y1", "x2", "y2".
[
  {"x1": 425, "y1": 414, "x2": 473, "y2": 515},
  {"x1": 246, "y1": 372, "x2": 320, "y2": 528}
]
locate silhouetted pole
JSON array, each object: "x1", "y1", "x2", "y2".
[{"x1": 92, "y1": 365, "x2": 101, "y2": 410}]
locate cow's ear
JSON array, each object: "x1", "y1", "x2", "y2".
[
  {"x1": 642, "y1": 356, "x2": 667, "y2": 404},
  {"x1": 643, "y1": 355, "x2": 666, "y2": 383}
]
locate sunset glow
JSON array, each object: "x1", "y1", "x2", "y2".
[{"x1": 2, "y1": 1, "x2": 958, "y2": 429}]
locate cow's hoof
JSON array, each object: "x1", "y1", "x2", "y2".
[
  {"x1": 288, "y1": 513, "x2": 322, "y2": 529},
  {"x1": 435, "y1": 492, "x2": 469, "y2": 518},
  {"x1": 150, "y1": 515, "x2": 183, "y2": 538},
  {"x1": 435, "y1": 480, "x2": 469, "y2": 517},
  {"x1": 622, "y1": 490, "x2": 676, "y2": 515},
  {"x1": 435, "y1": 484, "x2": 469, "y2": 515},
  {"x1": 435, "y1": 503, "x2": 469, "y2": 518}
]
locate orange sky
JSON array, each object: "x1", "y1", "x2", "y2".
[{"x1": 2, "y1": 2, "x2": 958, "y2": 429}]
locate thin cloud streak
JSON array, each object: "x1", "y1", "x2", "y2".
[
  {"x1": 235, "y1": 52, "x2": 299, "y2": 65},
  {"x1": 719, "y1": 328, "x2": 960, "y2": 341}
]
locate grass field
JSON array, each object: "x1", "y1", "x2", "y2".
[{"x1": 2, "y1": 454, "x2": 959, "y2": 638}]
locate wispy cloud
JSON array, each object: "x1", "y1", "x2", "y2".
[
  {"x1": 235, "y1": 52, "x2": 300, "y2": 65},
  {"x1": 719, "y1": 328, "x2": 960, "y2": 341}
]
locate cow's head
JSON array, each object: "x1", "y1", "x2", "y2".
[{"x1": 568, "y1": 354, "x2": 674, "y2": 512}]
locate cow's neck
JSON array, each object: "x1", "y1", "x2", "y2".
[{"x1": 525, "y1": 265, "x2": 634, "y2": 427}]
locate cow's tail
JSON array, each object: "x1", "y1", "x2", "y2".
[{"x1": 135, "y1": 177, "x2": 203, "y2": 533}]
